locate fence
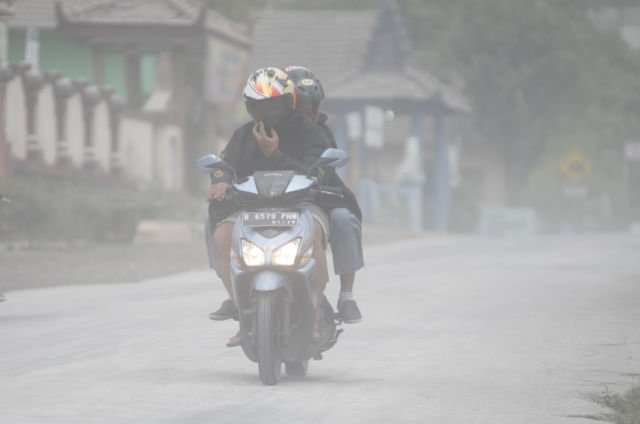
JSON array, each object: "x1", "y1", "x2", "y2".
[{"x1": 1, "y1": 62, "x2": 184, "y2": 191}]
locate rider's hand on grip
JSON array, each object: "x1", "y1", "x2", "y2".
[{"x1": 209, "y1": 182, "x2": 231, "y2": 201}]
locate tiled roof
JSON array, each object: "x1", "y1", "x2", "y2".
[
  {"x1": 249, "y1": 4, "x2": 468, "y2": 111},
  {"x1": 249, "y1": 9, "x2": 379, "y2": 88},
  {"x1": 61, "y1": 0, "x2": 203, "y2": 26},
  {"x1": 328, "y1": 68, "x2": 469, "y2": 112},
  {"x1": 8, "y1": 0, "x2": 204, "y2": 29},
  {"x1": 0, "y1": 1, "x2": 14, "y2": 17},
  {"x1": 206, "y1": 9, "x2": 251, "y2": 47},
  {"x1": 9, "y1": 0, "x2": 67, "y2": 29}
]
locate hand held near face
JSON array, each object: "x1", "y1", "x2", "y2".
[
  {"x1": 263, "y1": 122, "x2": 273, "y2": 137},
  {"x1": 253, "y1": 121, "x2": 279, "y2": 157}
]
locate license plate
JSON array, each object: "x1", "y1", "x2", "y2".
[{"x1": 242, "y1": 211, "x2": 299, "y2": 227}]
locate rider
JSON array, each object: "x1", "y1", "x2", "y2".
[
  {"x1": 284, "y1": 66, "x2": 364, "y2": 324},
  {"x1": 208, "y1": 67, "x2": 333, "y2": 345}
]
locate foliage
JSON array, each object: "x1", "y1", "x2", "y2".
[
  {"x1": 403, "y1": 0, "x2": 640, "y2": 203},
  {"x1": 593, "y1": 386, "x2": 640, "y2": 424},
  {"x1": 0, "y1": 175, "x2": 206, "y2": 243},
  {"x1": 0, "y1": 174, "x2": 140, "y2": 244},
  {"x1": 209, "y1": 0, "x2": 640, "y2": 209},
  {"x1": 0, "y1": 174, "x2": 202, "y2": 245},
  {"x1": 0, "y1": 175, "x2": 206, "y2": 244}
]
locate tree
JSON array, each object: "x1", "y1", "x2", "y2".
[
  {"x1": 208, "y1": 0, "x2": 640, "y2": 207},
  {"x1": 402, "y1": 0, "x2": 640, "y2": 204}
]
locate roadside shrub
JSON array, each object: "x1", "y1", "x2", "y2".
[
  {"x1": 0, "y1": 174, "x2": 143, "y2": 244},
  {"x1": 593, "y1": 386, "x2": 640, "y2": 424}
]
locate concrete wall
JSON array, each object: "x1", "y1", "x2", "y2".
[
  {"x1": 37, "y1": 84, "x2": 57, "y2": 165},
  {"x1": 119, "y1": 118, "x2": 183, "y2": 190},
  {"x1": 92, "y1": 101, "x2": 111, "y2": 172},
  {"x1": 120, "y1": 117, "x2": 154, "y2": 185},
  {"x1": 5, "y1": 77, "x2": 27, "y2": 160},
  {"x1": 4, "y1": 72, "x2": 185, "y2": 191},
  {"x1": 66, "y1": 93, "x2": 84, "y2": 167},
  {"x1": 154, "y1": 125, "x2": 183, "y2": 191}
]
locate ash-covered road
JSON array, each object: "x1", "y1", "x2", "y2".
[{"x1": 1, "y1": 235, "x2": 639, "y2": 423}]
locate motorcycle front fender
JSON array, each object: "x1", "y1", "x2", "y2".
[{"x1": 251, "y1": 270, "x2": 292, "y2": 298}]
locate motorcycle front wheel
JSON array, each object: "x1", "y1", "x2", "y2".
[
  {"x1": 257, "y1": 291, "x2": 282, "y2": 385},
  {"x1": 285, "y1": 361, "x2": 308, "y2": 378}
]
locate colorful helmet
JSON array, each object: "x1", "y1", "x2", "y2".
[
  {"x1": 284, "y1": 65, "x2": 325, "y2": 104},
  {"x1": 243, "y1": 67, "x2": 298, "y2": 129}
]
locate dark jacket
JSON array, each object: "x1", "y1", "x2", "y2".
[
  {"x1": 210, "y1": 118, "x2": 328, "y2": 226},
  {"x1": 210, "y1": 116, "x2": 362, "y2": 225},
  {"x1": 213, "y1": 119, "x2": 330, "y2": 183},
  {"x1": 318, "y1": 113, "x2": 337, "y2": 148}
]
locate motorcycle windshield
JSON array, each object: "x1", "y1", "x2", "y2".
[{"x1": 253, "y1": 171, "x2": 296, "y2": 198}]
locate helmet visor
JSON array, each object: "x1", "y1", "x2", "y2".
[{"x1": 246, "y1": 95, "x2": 293, "y2": 128}]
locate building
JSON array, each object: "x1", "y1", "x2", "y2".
[
  {"x1": 250, "y1": 1, "x2": 469, "y2": 231},
  {"x1": 2, "y1": 0, "x2": 251, "y2": 191}
]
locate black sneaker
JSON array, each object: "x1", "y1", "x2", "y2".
[
  {"x1": 209, "y1": 299, "x2": 238, "y2": 321},
  {"x1": 338, "y1": 299, "x2": 362, "y2": 324}
]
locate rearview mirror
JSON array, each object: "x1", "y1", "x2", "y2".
[
  {"x1": 196, "y1": 154, "x2": 223, "y2": 175},
  {"x1": 315, "y1": 148, "x2": 350, "y2": 168}
]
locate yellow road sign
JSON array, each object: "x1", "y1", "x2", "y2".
[{"x1": 560, "y1": 151, "x2": 591, "y2": 183}]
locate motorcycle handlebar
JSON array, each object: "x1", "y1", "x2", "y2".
[
  {"x1": 311, "y1": 186, "x2": 345, "y2": 199},
  {"x1": 208, "y1": 185, "x2": 344, "y2": 204}
]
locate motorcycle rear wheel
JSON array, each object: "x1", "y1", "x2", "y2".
[{"x1": 257, "y1": 291, "x2": 282, "y2": 385}]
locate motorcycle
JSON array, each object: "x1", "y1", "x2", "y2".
[{"x1": 197, "y1": 149, "x2": 349, "y2": 385}]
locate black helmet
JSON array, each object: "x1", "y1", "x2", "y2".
[{"x1": 284, "y1": 65, "x2": 325, "y2": 104}]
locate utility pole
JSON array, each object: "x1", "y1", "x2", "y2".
[
  {"x1": 432, "y1": 99, "x2": 452, "y2": 232},
  {"x1": 0, "y1": 1, "x2": 14, "y2": 181},
  {"x1": 0, "y1": 68, "x2": 12, "y2": 180}
]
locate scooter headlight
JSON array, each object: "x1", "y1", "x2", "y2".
[
  {"x1": 272, "y1": 238, "x2": 301, "y2": 267},
  {"x1": 241, "y1": 239, "x2": 265, "y2": 267},
  {"x1": 299, "y1": 246, "x2": 313, "y2": 266}
]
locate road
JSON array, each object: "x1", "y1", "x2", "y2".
[{"x1": 1, "y1": 235, "x2": 639, "y2": 423}]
